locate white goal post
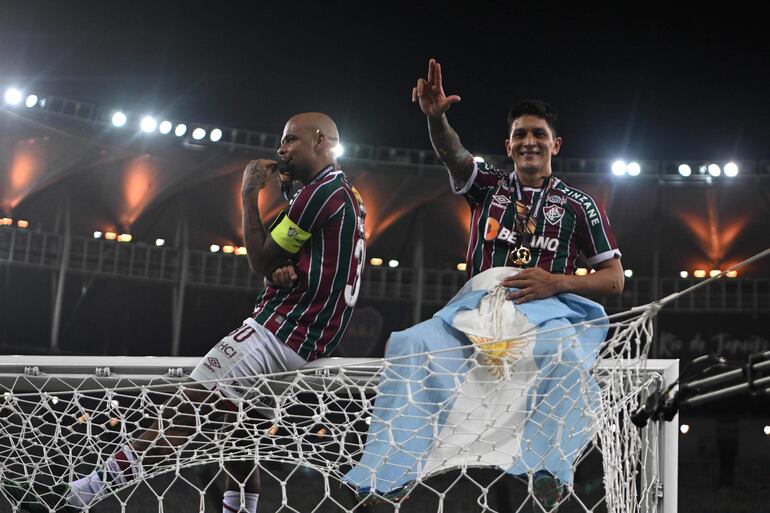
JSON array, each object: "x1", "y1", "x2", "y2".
[{"x1": 0, "y1": 355, "x2": 678, "y2": 513}]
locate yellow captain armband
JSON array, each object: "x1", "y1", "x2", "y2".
[{"x1": 269, "y1": 213, "x2": 311, "y2": 254}]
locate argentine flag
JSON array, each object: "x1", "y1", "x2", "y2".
[{"x1": 344, "y1": 267, "x2": 607, "y2": 494}]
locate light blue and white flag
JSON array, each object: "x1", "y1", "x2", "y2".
[{"x1": 344, "y1": 267, "x2": 607, "y2": 494}]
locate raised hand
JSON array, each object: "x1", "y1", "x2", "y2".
[
  {"x1": 411, "y1": 58, "x2": 461, "y2": 118},
  {"x1": 242, "y1": 159, "x2": 278, "y2": 196}
]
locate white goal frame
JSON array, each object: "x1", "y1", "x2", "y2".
[{"x1": 0, "y1": 355, "x2": 678, "y2": 513}]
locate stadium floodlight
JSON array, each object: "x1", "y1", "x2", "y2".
[
  {"x1": 16, "y1": 220, "x2": 29, "y2": 229},
  {"x1": 25, "y1": 94, "x2": 39, "y2": 108},
  {"x1": 333, "y1": 144, "x2": 344, "y2": 157},
  {"x1": 457, "y1": 263, "x2": 467, "y2": 271},
  {"x1": 709, "y1": 269, "x2": 721, "y2": 277},
  {"x1": 210, "y1": 128, "x2": 223, "y2": 142},
  {"x1": 235, "y1": 247, "x2": 247, "y2": 256},
  {"x1": 117, "y1": 234, "x2": 132, "y2": 243},
  {"x1": 575, "y1": 268, "x2": 588, "y2": 276},
  {"x1": 388, "y1": 259, "x2": 399, "y2": 268},
  {"x1": 210, "y1": 244, "x2": 220, "y2": 253},
  {"x1": 111, "y1": 111, "x2": 127, "y2": 127},
  {"x1": 158, "y1": 121, "x2": 173, "y2": 134},
  {"x1": 104, "y1": 232, "x2": 117, "y2": 240},
  {"x1": 369, "y1": 258, "x2": 383, "y2": 266},
  {"x1": 192, "y1": 128, "x2": 206, "y2": 140},
  {"x1": 707, "y1": 164, "x2": 721, "y2": 177},
  {"x1": 764, "y1": 425, "x2": 770, "y2": 436},
  {"x1": 724, "y1": 162, "x2": 739, "y2": 177},
  {"x1": 473, "y1": 156, "x2": 485, "y2": 163},
  {"x1": 611, "y1": 160, "x2": 627, "y2": 176},
  {"x1": 678, "y1": 164, "x2": 692, "y2": 177},
  {"x1": 140, "y1": 116, "x2": 157, "y2": 133},
  {"x1": 93, "y1": 231, "x2": 103, "y2": 239},
  {"x1": 626, "y1": 162, "x2": 641, "y2": 176},
  {"x1": 680, "y1": 424, "x2": 690, "y2": 434},
  {"x1": 4, "y1": 87, "x2": 22, "y2": 105},
  {"x1": 624, "y1": 269, "x2": 633, "y2": 278},
  {"x1": 693, "y1": 269, "x2": 706, "y2": 278},
  {"x1": 679, "y1": 271, "x2": 688, "y2": 278},
  {"x1": 726, "y1": 270, "x2": 738, "y2": 278},
  {"x1": 174, "y1": 123, "x2": 187, "y2": 137},
  {"x1": 155, "y1": 239, "x2": 165, "y2": 247},
  {"x1": 222, "y1": 245, "x2": 235, "y2": 254}
]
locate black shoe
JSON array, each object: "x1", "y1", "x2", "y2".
[
  {"x1": 1, "y1": 478, "x2": 77, "y2": 512},
  {"x1": 532, "y1": 471, "x2": 564, "y2": 512}
]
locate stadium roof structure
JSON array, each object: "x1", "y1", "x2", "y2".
[{"x1": 2, "y1": 100, "x2": 768, "y2": 278}]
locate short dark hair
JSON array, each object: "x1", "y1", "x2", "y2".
[{"x1": 506, "y1": 100, "x2": 558, "y2": 137}]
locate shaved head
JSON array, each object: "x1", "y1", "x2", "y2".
[
  {"x1": 286, "y1": 112, "x2": 339, "y2": 143},
  {"x1": 278, "y1": 112, "x2": 340, "y2": 183}
]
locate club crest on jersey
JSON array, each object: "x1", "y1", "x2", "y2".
[
  {"x1": 287, "y1": 227, "x2": 297, "y2": 239},
  {"x1": 484, "y1": 218, "x2": 500, "y2": 241},
  {"x1": 491, "y1": 194, "x2": 511, "y2": 207},
  {"x1": 547, "y1": 194, "x2": 567, "y2": 205},
  {"x1": 544, "y1": 204, "x2": 565, "y2": 225}
]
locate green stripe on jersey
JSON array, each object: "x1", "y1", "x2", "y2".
[
  {"x1": 297, "y1": 176, "x2": 339, "y2": 229},
  {"x1": 299, "y1": 203, "x2": 356, "y2": 358},
  {"x1": 551, "y1": 206, "x2": 575, "y2": 274}
]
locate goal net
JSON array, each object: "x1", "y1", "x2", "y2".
[{"x1": 0, "y1": 306, "x2": 677, "y2": 513}]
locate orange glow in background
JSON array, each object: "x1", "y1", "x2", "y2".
[
  {"x1": 453, "y1": 202, "x2": 471, "y2": 239},
  {"x1": 349, "y1": 172, "x2": 379, "y2": 242},
  {"x1": 678, "y1": 211, "x2": 750, "y2": 264},
  {"x1": 121, "y1": 156, "x2": 161, "y2": 226},
  {"x1": 1, "y1": 139, "x2": 47, "y2": 211}
]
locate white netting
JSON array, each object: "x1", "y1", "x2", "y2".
[{"x1": 0, "y1": 304, "x2": 663, "y2": 513}]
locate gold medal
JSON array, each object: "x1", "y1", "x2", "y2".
[{"x1": 510, "y1": 246, "x2": 532, "y2": 266}]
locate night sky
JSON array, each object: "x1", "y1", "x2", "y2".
[{"x1": 2, "y1": 2, "x2": 769, "y2": 160}]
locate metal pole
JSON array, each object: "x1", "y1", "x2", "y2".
[
  {"x1": 660, "y1": 359, "x2": 679, "y2": 513},
  {"x1": 171, "y1": 215, "x2": 189, "y2": 356},
  {"x1": 684, "y1": 352, "x2": 770, "y2": 390},
  {"x1": 50, "y1": 198, "x2": 71, "y2": 352},
  {"x1": 683, "y1": 374, "x2": 770, "y2": 407},
  {"x1": 651, "y1": 188, "x2": 661, "y2": 358},
  {"x1": 412, "y1": 208, "x2": 425, "y2": 324}
]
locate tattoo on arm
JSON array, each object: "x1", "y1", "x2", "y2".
[
  {"x1": 242, "y1": 191, "x2": 267, "y2": 275},
  {"x1": 428, "y1": 115, "x2": 474, "y2": 184}
]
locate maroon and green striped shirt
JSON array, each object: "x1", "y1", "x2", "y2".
[
  {"x1": 451, "y1": 161, "x2": 621, "y2": 278},
  {"x1": 252, "y1": 169, "x2": 366, "y2": 361}
]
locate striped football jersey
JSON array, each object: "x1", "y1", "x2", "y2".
[
  {"x1": 450, "y1": 161, "x2": 620, "y2": 278},
  {"x1": 252, "y1": 168, "x2": 366, "y2": 360}
]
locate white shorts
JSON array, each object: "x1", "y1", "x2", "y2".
[{"x1": 190, "y1": 317, "x2": 307, "y2": 403}]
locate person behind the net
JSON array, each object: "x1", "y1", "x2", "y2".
[
  {"x1": 411, "y1": 59, "x2": 624, "y2": 510},
  {"x1": 14, "y1": 112, "x2": 366, "y2": 513}
]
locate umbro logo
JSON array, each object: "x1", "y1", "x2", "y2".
[
  {"x1": 491, "y1": 195, "x2": 511, "y2": 207},
  {"x1": 207, "y1": 357, "x2": 221, "y2": 369}
]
